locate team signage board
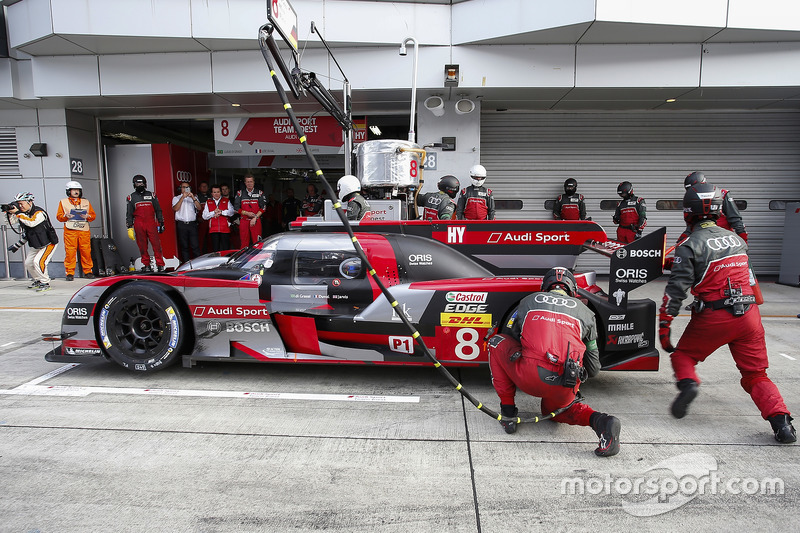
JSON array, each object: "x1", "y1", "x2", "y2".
[
  {"x1": 214, "y1": 117, "x2": 367, "y2": 156},
  {"x1": 608, "y1": 227, "x2": 667, "y2": 308},
  {"x1": 267, "y1": 0, "x2": 298, "y2": 53}
]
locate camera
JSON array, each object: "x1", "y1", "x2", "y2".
[{"x1": 1, "y1": 201, "x2": 21, "y2": 213}]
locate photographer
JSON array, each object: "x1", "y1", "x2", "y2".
[{"x1": 4, "y1": 192, "x2": 59, "y2": 292}]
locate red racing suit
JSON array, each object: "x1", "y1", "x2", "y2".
[
  {"x1": 126, "y1": 189, "x2": 164, "y2": 267},
  {"x1": 612, "y1": 195, "x2": 647, "y2": 243},
  {"x1": 552, "y1": 193, "x2": 587, "y2": 220},
  {"x1": 418, "y1": 191, "x2": 456, "y2": 220},
  {"x1": 456, "y1": 185, "x2": 495, "y2": 220},
  {"x1": 661, "y1": 220, "x2": 789, "y2": 419},
  {"x1": 234, "y1": 188, "x2": 267, "y2": 246},
  {"x1": 489, "y1": 289, "x2": 601, "y2": 426}
]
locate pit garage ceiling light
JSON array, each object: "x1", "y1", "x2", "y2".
[{"x1": 369, "y1": 125, "x2": 382, "y2": 135}]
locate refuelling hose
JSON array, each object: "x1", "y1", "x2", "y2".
[{"x1": 258, "y1": 24, "x2": 581, "y2": 425}]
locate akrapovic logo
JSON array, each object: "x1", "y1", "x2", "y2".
[{"x1": 445, "y1": 292, "x2": 487, "y2": 303}]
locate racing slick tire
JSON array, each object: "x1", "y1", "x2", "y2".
[{"x1": 96, "y1": 283, "x2": 188, "y2": 372}]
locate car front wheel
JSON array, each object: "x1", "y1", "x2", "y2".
[{"x1": 97, "y1": 283, "x2": 187, "y2": 372}]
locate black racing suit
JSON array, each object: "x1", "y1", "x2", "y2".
[
  {"x1": 456, "y1": 185, "x2": 495, "y2": 220},
  {"x1": 417, "y1": 191, "x2": 456, "y2": 220},
  {"x1": 343, "y1": 192, "x2": 371, "y2": 221},
  {"x1": 679, "y1": 188, "x2": 747, "y2": 242}
]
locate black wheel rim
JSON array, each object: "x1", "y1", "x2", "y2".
[{"x1": 109, "y1": 296, "x2": 169, "y2": 357}]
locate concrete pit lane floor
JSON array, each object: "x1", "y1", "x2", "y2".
[{"x1": 0, "y1": 275, "x2": 798, "y2": 532}]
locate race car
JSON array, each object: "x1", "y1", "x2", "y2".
[{"x1": 45, "y1": 230, "x2": 659, "y2": 373}]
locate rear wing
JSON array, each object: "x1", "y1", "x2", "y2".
[{"x1": 583, "y1": 227, "x2": 667, "y2": 308}]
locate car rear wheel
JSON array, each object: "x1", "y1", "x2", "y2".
[{"x1": 97, "y1": 283, "x2": 187, "y2": 372}]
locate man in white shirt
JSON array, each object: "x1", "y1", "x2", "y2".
[
  {"x1": 202, "y1": 184, "x2": 236, "y2": 252},
  {"x1": 172, "y1": 183, "x2": 202, "y2": 262}
]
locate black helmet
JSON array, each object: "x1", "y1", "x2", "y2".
[
  {"x1": 683, "y1": 182, "x2": 722, "y2": 222},
  {"x1": 133, "y1": 174, "x2": 147, "y2": 188},
  {"x1": 617, "y1": 181, "x2": 633, "y2": 199},
  {"x1": 438, "y1": 175, "x2": 460, "y2": 199},
  {"x1": 541, "y1": 267, "x2": 578, "y2": 297},
  {"x1": 684, "y1": 171, "x2": 706, "y2": 189},
  {"x1": 564, "y1": 178, "x2": 577, "y2": 195}
]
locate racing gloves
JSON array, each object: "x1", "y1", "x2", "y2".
[
  {"x1": 127, "y1": 227, "x2": 135, "y2": 241},
  {"x1": 663, "y1": 256, "x2": 674, "y2": 271},
  {"x1": 738, "y1": 232, "x2": 748, "y2": 243},
  {"x1": 658, "y1": 311, "x2": 676, "y2": 353}
]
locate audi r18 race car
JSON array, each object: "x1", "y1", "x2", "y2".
[{"x1": 45, "y1": 229, "x2": 661, "y2": 373}]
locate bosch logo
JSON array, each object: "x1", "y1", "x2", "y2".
[
  {"x1": 706, "y1": 235, "x2": 740, "y2": 250},
  {"x1": 615, "y1": 268, "x2": 648, "y2": 279},
  {"x1": 629, "y1": 249, "x2": 661, "y2": 258},
  {"x1": 226, "y1": 322, "x2": 271, "y2": 333},
  {"x1": 615, "y1": 249, "x2": 627, "y2": 259},
  {"x1": 533, "y1": 293, "x2": 577, "y2": 308},
  {"x1": 176, "y1": 170, "x2": 192, "y2": 183}
]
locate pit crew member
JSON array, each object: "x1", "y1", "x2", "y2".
[
  {"x1": 417, "y1": 175, "x2": 459, "y2": 220},
  {"x1": 552, "y1": 178, "x2": 588, "y2": 220},
  {"x1": 680, "y1": 171, "x2": 747, "y2": 242},
  {"x1": 489, "y1": 267, "x2": 622, "y2": 457},
  {"x1": 234, "y1": 173, "x2": 266, "y2": 247},
  {"x1": 337, "y1": 175, "x2": 371, "y2": 221},
  {"x1": 659, "y1": 182, "x2": 795, "y2": 443},
  {"x1": 456, "y1": 164, "x2": 495, "y2": 220},
  {"x1": 612, "y1": 181, "x2": 647, "y2": 243},
  {"x1": 126, "y1": 174, "x2": 165, "y2": 273}
]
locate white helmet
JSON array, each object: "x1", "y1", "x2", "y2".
[
  {"x1": 66, "y1": 180, "x2": 83, "y2": 197},
  {"x1": 469, "y1": 164, "x2": 487, "y2": 187},
  {"x1": 14, "y1": 191, "x2": 34, "y2": 202},
  {"x1": 337, "y1": 175, "x2": 361, "y2": 200}
]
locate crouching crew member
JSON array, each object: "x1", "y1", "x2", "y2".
[
  {"x1": 417, "y1": 175, "x2": 459, "y2": 220},
  {"x1": 612, "y1": 181, "x2": 647, "y2": 243},
  {"x1": 659, "y1": 182, "x2": 795, "y2": 443},
  {"x1": 488, "y1": 267, "x2": 622, "y2": 457},
  {"x1": 337, "y1": 175, "x2": 371, "y2": 221},
  {"x1": 56, "y1": 180, "x2": 96, "y2": 280}
]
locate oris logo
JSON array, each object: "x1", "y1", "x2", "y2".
[
  {"x1": 706, "y1": 235, "x2": 740, "y2": 250},
  {"x1": 408, "y1": 254, "x2": 433, "y2": 265},
  {"x1": 629, "y1": 249, "x2": 661, "y2": 258},
  {"x1": 176, "y1": 170, "x2": 192, "y2": 183},
  {"x1": 533, "y1": 293, "x2": 577, "y2": 308},
  {"x1": 615, "y1": 268, "x2": 648, "y2": 279}
]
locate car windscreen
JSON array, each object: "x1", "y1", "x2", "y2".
[{"x1": 227, "y1": 241, "x2": 278, "y2": 271}]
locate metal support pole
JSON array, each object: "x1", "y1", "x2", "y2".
[
  {"x1": 344, "y1": 80, "x2": 353, "y2": 175},
  {"x1": 1, "y1": 224, "x2": 12, "y2": 280}
]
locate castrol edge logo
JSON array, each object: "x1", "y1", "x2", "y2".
[{"x1": 445, "y1": 292, "x2": 487, "y2": 303}]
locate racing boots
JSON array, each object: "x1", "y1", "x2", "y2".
[
  {"x1": 499, "y1": 404, "x2": 519, "y2": 434},
  {"x1": 590, "y1": 413, "x2": 621, "y2": 457},
  {"x1": 140, "y1": 265, "x2": 153, "y2": 273},
  {"x1": 768, "y1": 414, "x2": 797, "y2": 444},
  {"x1": 671, "y1": 378, "x2": 699, "y2": 419}
]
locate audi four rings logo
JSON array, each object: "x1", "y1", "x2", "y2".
[
  {"x1": 176, "y1": 170, "x2": 192, "y2": 182},
  {"x1": 706, "y1": 235, "x2": 740, "y2": 250},
  {"x1": 533, "y1": 293, "x2": 577, "y2": 308}
]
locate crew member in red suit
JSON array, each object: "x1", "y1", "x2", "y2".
[
  {"x1": 234, "y1": 173, "x2": 266, "y2": 247},
  {"x1": 659, "y1": 182, "x2": 795, "y2": 443},
  {"x1": 679, "y1": 171, "x2": 748, "y2": 242},
  {"x1": 456, "y1": 164, "x2": 495, "y2": 220},
  {"x1": 202, "y1": 184, "x2": 235, "y2": 252},
  {"x1": 552, "y1": 178, "x2": 588, "y2": 220},
  {"x1": 125, "y1": 174, "x2": 165, "y2": 272},
  {"x1": 488, "y1": 267, "x2": 621, "y2": 457},
  {"x1": 612, "y1": 181, "x2": 647, "y2": 243}
]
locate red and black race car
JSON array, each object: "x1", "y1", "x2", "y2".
[{"x1": 45, "y1": 226, "x2": 662, "y2": 373}]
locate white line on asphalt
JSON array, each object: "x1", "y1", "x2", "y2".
[
  {"x1": 0, "y1": 308, "x2": 62, "y2": 313},
  {"x1": 0, "y1": 364, "x2": 420, "y2": 403},
  {"x1": 1, "y1": 342, "x2": 15, "y2": 347},
  {"x1": 779, "y1": 353, "x2": 796, "y2": 361}
]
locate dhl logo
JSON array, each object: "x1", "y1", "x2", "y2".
[{"x1": 440, "y1": 313, "x2": 492, "y2": 327}]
